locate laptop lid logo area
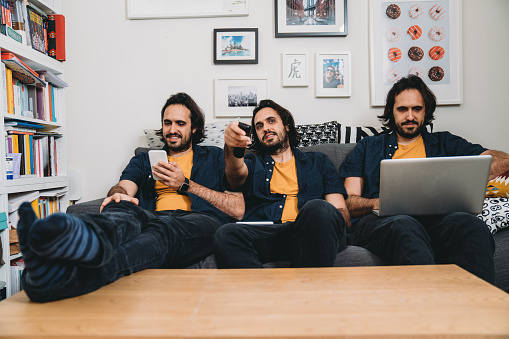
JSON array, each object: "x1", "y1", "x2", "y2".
[{"x1": 377, "y1": 155, "x2": 492, "y2": 217}]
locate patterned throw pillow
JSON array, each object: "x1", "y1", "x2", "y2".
[
  {"x1": 143, "y1": 129, "x2": 165, "y2": 149},
  {"x1": 201, "y1": 120, "x2": 230, "y2": 148},
  {"x1": 297, "y1": 121, "x2": 339, "y2": 147},
  {"x1": 477, "y1": 198, "x2": 509, "y2": 234},
  {"x1": 486, "y1": 170, "x2": 509, "y2": 198},
  {"x1": 338, "y1": 125, "x2": 390, "y2": 143}
]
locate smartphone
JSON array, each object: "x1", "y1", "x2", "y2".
[
  {"x1": 148, "y1": 150, "x2": 168, "y2": 180},
  {"x1": 233, "y1": 122, "x2": 252, "y2": 158}
]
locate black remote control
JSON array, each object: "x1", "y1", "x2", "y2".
[{"x1": 233, "y1": 122, "x2": 251, "y2": 158}]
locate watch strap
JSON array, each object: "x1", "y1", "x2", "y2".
[{"x1": 178, "y1": 177, "x2": 190, "y2": 193}]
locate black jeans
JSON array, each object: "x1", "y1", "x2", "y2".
[
  {"x1": 347, "y1": 212, "x2": 495, "y2": 283},
  {"x1": 214, "y1": 199, "x2": 347, "y2": 268},
  {"x1": 22, "y1": 201, "x2": 221, "y2": 302}
]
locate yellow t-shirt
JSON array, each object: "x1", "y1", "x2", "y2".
[
  {"x1": 270, "y1": 156, "x2": 299, "y2": 223},
  {"x1": 155, "y1": 151, "x2": 193, "y2": 211},
  {"x1": 393, "y1": 136, "x2": 426, "y2": 159}
]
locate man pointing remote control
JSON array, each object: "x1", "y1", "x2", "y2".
[{"x1": 215, "y1": 99, "x2": 350, "y2": 268}]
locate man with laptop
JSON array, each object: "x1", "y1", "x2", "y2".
[{"x1": 339, "y1": 75, "x2": 509, "y2": 283}]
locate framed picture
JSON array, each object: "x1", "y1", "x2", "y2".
[
  {"x1": 214, "y1": 77, "x2": 269, "y2": 117},
  {"x1": 127, "y1": 0, "x2": 248, "y2": 19},
  {"x1": 282, "y1": 52, "x2": 309, "y2": 87},
  {"x1": 315, "y1": 52, "x2": 351, "y2": 97},
  {"x1": 275, "y1": 0, "x2": 348, "y2": 37},
  {"x1": 214, "y1": 28, "x2": 258, "y2": 64},
  {"x1": 369, "y1": 0, "x2": 462, "y2": 106}
]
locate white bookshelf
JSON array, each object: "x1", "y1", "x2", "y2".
[{"x1": 0, "y1": 0, "x2": 67, "y2": 299}]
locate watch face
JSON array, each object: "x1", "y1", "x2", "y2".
[{"x1": 179, "y1": 178, "x2": 190, "y2": 192}]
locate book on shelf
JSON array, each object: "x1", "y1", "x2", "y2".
[
  {"x1": 47, "y1": 14, "x2": 64, "y2": 61},
  {"x1": 10, "y1": 258, "x2": 24, "y2": 295},
  {"x1": 7, "y1": 190, "x2": 40, "y2": 213},
  {"x1": 5, "y1": 67, "x2": 14, "y2": 114},
  {"x1": 5, "y1": 120, "x2": 44, "y2": 129},
  {"x1": 36, "y1": 69, "x2": 67, "y2": 87},
  {"x1": 39, "y1": 187, "x2": 67, "y2": 198},
  {"x1": 0, "y1": 62, "x2": 7, "y2": 115},
  {"x1": 26, "y1": 2, "x2": 47, "y2": 54},
  {"x1": 1, "y1": 52, "x2": 46, "y2": 87},
  {"x1": 9, "y1": 0, "x2": 26, "y2": 44}
]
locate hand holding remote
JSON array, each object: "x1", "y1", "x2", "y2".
[{"x1": 233, "y1": 122, "x2": 252, "y2": 158}]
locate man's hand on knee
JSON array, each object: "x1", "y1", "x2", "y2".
[{"x1": 100, "y1": 194, "x2": 139, "y2": 212}]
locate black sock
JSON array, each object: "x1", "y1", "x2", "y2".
[
  {"x1": 30, "y1": 213, "x2": 102, "y2": 265},
  {"x1": 17, "y1": 202, "x2": 71, "y2": 288}
]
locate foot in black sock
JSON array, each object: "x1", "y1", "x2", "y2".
[
  {"x1": 17, "y1": 202, "x2": 71, "y2": 288},
  {"x1": 30, "y1": 213, "x2": 102, "y2": 265}
]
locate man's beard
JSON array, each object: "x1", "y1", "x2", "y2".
[
  {"x1": 261, "y1": 130, "x2": 289, "y2": 155},
  {"x1": 164, "y1": 132, "x2": 193, "y2": 153},
  {"x1": 395, "y1": 121, "x2": 424, "y2": 139}
]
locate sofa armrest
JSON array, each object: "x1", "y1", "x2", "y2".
[{"x1": 66, "y1": 198, "x2": 104, "y2": 215}]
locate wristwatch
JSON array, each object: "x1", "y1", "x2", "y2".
[{"x1": 178, "y1": 177, "x2": 190, "y2": 193}]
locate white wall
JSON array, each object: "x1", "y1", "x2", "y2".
[{"x1": 62, "y1": 0, "x2": 509, "y2": 202}]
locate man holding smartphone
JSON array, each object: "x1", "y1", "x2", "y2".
[
  {"x1": 16, "y1": 92, "x2": 244, "y2": 302},
  {"x1": 215, "y1": 99, "x2": 350, "y2": 268}
]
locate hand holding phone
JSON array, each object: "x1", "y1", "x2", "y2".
[
  {"x1": 233, "y1": 122, "x2": 252, "y2": 158},
  {"x1": 148, "y1": 150, "x2": 168, "y2": 180}
]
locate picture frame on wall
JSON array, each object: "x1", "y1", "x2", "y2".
[
  {"x1": 315, "y1": 51, "x2": 351, "y2": 97},
  {"x1": 282, "y1": 52, "x2": 309, "y2": 87},
  {"x1": 127, "y1": 0, "x2": 248, "y2": 19},
  {"x1": 275, "y1": 0, "x2": 348, "y2": 37},
  {"x1": 369, "y1": 0, "x2": 462, "y2": 106},
  {"x1": 214, "y1": 77, "x2": 269, "y2": 117},
  {"x1": 214, "y1": 28, "x2": 258, "y2": 64}
]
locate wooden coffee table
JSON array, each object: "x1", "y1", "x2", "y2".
[{"x1": 0, "y1": 265, "x2": 508, "y2": 338}]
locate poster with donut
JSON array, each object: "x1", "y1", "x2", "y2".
[
  {"x1": 383, "y1": 1, "x2": 450, "y2": 85},
  {"x1": 370, "y1": 0, "x2": 462, "y2": 106}
]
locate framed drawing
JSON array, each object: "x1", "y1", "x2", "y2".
[
  {"x1": 275, "y1": 0, "x2": 348, "y2": 37},
  {"x1": 315, "y1": 52, "x2": 351, "y2": 97},
  {"x1": 282, "y1": 52, "x2": 309, "y2": 87},
  {"x1": 127, "y1": 0, "x2": 248, "y2": 19},
  {"x1": 214, "y1": 77, "x2": 269, "y2": 117},
  {"x1": 369, "y1": 0, "x2": 462, "y2": 106},
  {"x1": 214, "y1": 28, "x2": 258, "y2": 64}
]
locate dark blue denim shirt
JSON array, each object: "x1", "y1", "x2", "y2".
[
  {"x1": 119, "y1": 144, "x2": 232, "y2": 224},
  {"x1": 339, "y1": 130, "x2": 487, "y2": 200},
  {"x1": 234, "y1": 148, "x2": 346, "y2": 222}
]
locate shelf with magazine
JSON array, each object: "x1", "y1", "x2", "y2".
[{"x1": 0, "y1": 0, "x2": 66, "y2": 299}]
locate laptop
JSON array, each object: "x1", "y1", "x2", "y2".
[{"x1": 373, "y1": 155, "x2": 492, "y2": 217}]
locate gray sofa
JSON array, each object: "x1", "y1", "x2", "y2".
[{"x1": 67, "y1": 143, "x2": 509, "y2": 292}]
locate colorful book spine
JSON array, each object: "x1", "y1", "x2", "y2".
[
  {"x1": 47, "y1": 14, "x2": 64, "y2": 61},
  {"x1": 5, "y1": 67, "x2": 14, "y2": 114}
]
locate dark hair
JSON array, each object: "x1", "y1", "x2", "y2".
[
  {"x1": 157, "y1": 92, "x2": 205, "y2": 144},
  {"x1": 378, "y1": 75, "x2": 436, "y2": 130},
  {"x1": 250, "y1": 99, "x2": 300, "y2": 153}
]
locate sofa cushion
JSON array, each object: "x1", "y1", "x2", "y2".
[
  {"x1": 201, "y1": 120, "x2": 229, "y2": 148},
  {"x1": 300, "y1": 143, "x2": 356, "y2": 172},
  {"x1": 486, "y1": 170, "x2": 509, "y2": 198},
  {"x1": 143, "y1": 129, "x2": 165, "y2": 149},
  {"x1": 338, "y1": 125, "x2": 390, "y2": 143},
  {"x1": 477, "y1": 198, "x2": 509, "y2": 234},
  {"x1": 297, "y1": 121, "x2": 339, "y2": 147}
]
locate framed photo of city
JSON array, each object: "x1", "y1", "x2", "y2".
[
  {"x1": 369, "y1": 0, "x2": 462, "y2": 106},
  {"x1": 315, "y1": 52, "x2": 351, "y2": 97},
  {"x1": 127, "y1": 0, "x2": 248, "y2": 19},
  {"x1": 214, "y1": 28, "x2": 258, "y2": 64},
  {"x1": 275, "y1": 0, "x2": 348, "y2": 37},
  {"x1": 282, "y1": 52, "x2": 309, "y2": 87},
  {"x1": 214, "y1": 77, "x2": 269, "y2": 117}
]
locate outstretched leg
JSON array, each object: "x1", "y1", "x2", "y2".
[
  {"x1": 17, "y1": 203, "x2": 72, "y2": 289},
  {"x1": 30, "y1": 213, "x2": 102, "y2": 266}
]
